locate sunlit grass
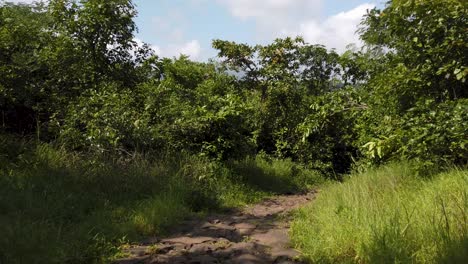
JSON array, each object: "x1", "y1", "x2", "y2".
[{"x1": 291, "y1": 163, "x2": 468, "y2": 263}]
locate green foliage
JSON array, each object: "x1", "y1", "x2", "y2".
[
  {"x1": 142, "y1": 57, "x2": 255, "y2": 159},
  {"x1": 213, "y1": 37, "x2": 349, "y2": 93},
  {"x1": 2, "y1": 0, "x2": 466, "y2": 169},
  {"x1": 213, "y1": 37, "x2": 352, "y2": 162},
  {"x1": 361, "y1": 0, "x2": 467, "y2": 100},
  {"x1": 291, "y1": 163, "x2": 468, "y2": 263},
  {"x1": 48, "y1": 0, "x2": 147, "y2": 86},
  {"x1": 0, "y1": 0, "x2": 152, "y2": 135},
  {"x1": 356, "y1": 0, "x2": 468, "y2": 169},
  {"x1": 397, "y1": 99, "x2": 467, "y2": 172},
  {"x1": 58, "y1": 83, "x2": 153, "y2": 152},
  {"x1": 0, "y1": 2, "x2": 51, "y2": 133},
  {"x1": 53, "y1": 55, "x2": 257, "y2": 158},
  {"x1": 297, "y1": 87, "x2": 366, "y2": 174}
]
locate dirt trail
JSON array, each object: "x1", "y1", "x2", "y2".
[{"x1": 116, "y1": 191, "x2": 315, "y2": 264}]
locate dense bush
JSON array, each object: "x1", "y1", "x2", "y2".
[
  {"x1": 58, "y1": 83, "x2": 152, "y2": 152},
  {"x1": 141, "y1": 57, "x2": 256, "y2": 159},
  {"x1": 360, "y1": 99, "x2": 468, "y2": 173},
  {"x1": 355, "y1": 0, "x2": 468, "y2": 170},
  {"x1": 1, "y1": 0, "x2": 465, "y2": 173},
  {"x1": 297, "y1": 87, "x2": 365, "y2": 174}
]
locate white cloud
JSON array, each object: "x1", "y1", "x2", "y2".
[
  {"x1": 218, "y1": 0, "x2": 323, "y2": 39},
  {"x1": 178, "y1": 40, "x2": 201, "y2": 58},
  {"x1": 217, "y1": 0, "x2": 324, "y2": 37},
  {"x1": 146, "y1": 40, "x2": 201, "y2": 60},
  {"x1": 293, "y1": 3, "x2": 375, "y2": 52},
  {"x1": 148, "y1": 8, "x2": 202, "y2": 59},
  {"x1": 166, "y1": 40, "x2": 201, "y2": 59},
  {"x1": 218, "y1": 0, "x2": 322, "y2": 22},
  {"x1": 219, "y1": 0, "x2": 375, "y2": 53},
  {"x1": 138, "y1": 1, "x2": 374, "y2": 60},
  {"x1": 152, "y1": 45, "x2": 162, "y2": 56}
]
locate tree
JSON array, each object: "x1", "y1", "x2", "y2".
[
  {"x1": 48, "y1": 0, "x2": 150, "y2": 87},
  {"x1": 213, "y1": 38, "x2": 350, "y2": 158},
  {"x1": 357, "y1": 0, "x2": 468, "y2": 169},
  {"x1": 0, "y1": 0, "x2": 153, "y2": 136},
  {"x1": 360, "y1": 0, "x2": 467, "y2": 103},
  {"x1": 0, "y1": 1, "x2": 51, "y2": 133},
  {"x1": 213, "y1": 37, "x2": 346, "y2": 97}
]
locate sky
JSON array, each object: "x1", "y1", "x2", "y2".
[
  {"x1": 8, "y1": 0, "x2": 385, "y2": 60},
  {"x1": 133, "y1": 0, "x2": 385, "y2": 60}
]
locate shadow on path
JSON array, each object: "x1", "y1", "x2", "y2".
[{"x1": 115, "y1": 192, "x2": 316, "y2": 264}]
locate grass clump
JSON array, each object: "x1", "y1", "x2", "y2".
[
  {"x1": 291, "y1": 163, "x2": 468, "y2": 264},
  {"x1": 227, "y1": 155, "x2": 323, "y2": 194}
]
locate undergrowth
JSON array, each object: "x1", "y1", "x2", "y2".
[{"x1": 0, "y1": 134, "x2": 320, "y2": 263}]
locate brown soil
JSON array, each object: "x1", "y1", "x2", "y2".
[{"x1": 115, "y1": 191, "x2": 315, "y2": 264}]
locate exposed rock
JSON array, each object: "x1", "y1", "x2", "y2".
[
  {"x1": 161, "y1": 236, "x2": 215, "y2": 245},
  {"x1": 114, "y1": 192, "x2": 315, "y2": 264}
]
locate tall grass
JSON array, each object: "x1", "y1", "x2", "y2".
[
  {"x1": 0, "y1": 134, "x2": 320, "y2": 263},
  {"x1": 291, "y1": 163, "x2": 468, "y2": 263}
]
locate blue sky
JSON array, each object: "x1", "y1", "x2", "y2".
[
  {"x1": 133, "y1": 0, "x2": 384, "y2": 60},
  {"x1": 10, "y1": 0, "x2": 385, "y2": 60}
]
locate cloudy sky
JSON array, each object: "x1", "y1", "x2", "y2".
[
  {"x1": 134, "y1": 0, "x2": 384, "y2": 60},
  {"x1": 8, "y1": 0, "x2": 384, "y2": 60}
]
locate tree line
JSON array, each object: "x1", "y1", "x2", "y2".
[{"x1": 1, "y1": 0, "x2": 466, "y2": 175}]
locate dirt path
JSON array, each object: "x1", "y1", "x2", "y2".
[{"x1": 116, "y1": 191, "x2": 315, "y2": 264}]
